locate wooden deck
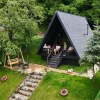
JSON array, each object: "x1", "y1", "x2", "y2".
[{"x1": 41, "y1": 52, "x2": 79, "y2": 66}]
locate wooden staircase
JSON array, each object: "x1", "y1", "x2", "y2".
[{"x1": 47, "y1": 54, "x2": 62, "y2": 68}]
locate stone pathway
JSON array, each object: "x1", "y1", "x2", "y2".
[
  {"x1": 12, "y1": 63, "x2": 100, "y2": 79},
  {"x1": 46, "y1": 64, "x2": 100, "y2": 79},
  {"x1": 15, "y1": 63, "x2": 99, "y2": 79},
  {"x1": 13, "y1": 64, "x2": 46, "y2": 74},
  {"x1": 9, "y1": 72, "x2": 46, "y2": 100},
  {"x1": 46, "y1": 67, "x2": 88, "y2": 78}
]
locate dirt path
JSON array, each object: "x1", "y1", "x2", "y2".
[
  {"x1": 23, "y1": 64, "x2": 88, "y2": 78},
  {"x1": 46, "y1": 67, "x2": 88, "y2": 78},
  {"x1": 15, "y1": 63, "x2": 99, "y2": 79}
]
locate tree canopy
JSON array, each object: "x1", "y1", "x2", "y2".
[
  {"x1": 0, "y1": 0, "x2": 45, "y2": 61},
  {"x1": 38, "y1": 0, "x2": 100, "y2": 27},
  {"x1": 0, "y1": 0, "x2": 100, "y2": 63},
  {"x1": 81, "y1": 24, "x2": 100, "y2": 65}
]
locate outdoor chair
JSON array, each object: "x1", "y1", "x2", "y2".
[
  {"x1": 54, "y1": 45, "x2": 61, "y2": 55},
  {"x1": 67, "y1": 46, "x2": 74, "y2": 52}
]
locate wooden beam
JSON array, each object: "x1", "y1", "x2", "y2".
[
  {"x1": 4, "y1": 54, "x2": 6, "y2": 67},
  {"x1": 8, "y1": 55, "x2": 12, "y2": 68},
  {"x1": 19, "y1": 48, "x2": 25, "y2": 64}
]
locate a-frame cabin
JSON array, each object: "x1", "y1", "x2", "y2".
[{"x1": 37, "y1": 11, "x2": 93, "y2": 68}]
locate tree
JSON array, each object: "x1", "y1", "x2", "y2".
[
  {"x1": 37, "y1": 0, "x2": 100, "y2": 27},
  {"x1": 0, "y1": 0, "x2": 45, "y2": 45},
  {"x1": 81, "y1": 24, "x2": 100, "y2": 81},
  {"x1": 0, "y1": 0, "x2": 45, "y2": 63}
]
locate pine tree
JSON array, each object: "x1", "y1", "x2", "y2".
[{"x1": 81, "y1": 24, "x2": 100, "y2": 81}]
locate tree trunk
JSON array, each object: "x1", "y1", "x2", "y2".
[
  {"x1": 92, "y1": 64, "x2": 95, "y2": 82},
  {"x1": 8, "y1": 31, "x2": 13, "y2": 41}
]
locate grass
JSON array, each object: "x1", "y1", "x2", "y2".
[
  {"x1": 25, "y1": 36, "x2": 46, "y2": 65},
  {"x1": 39, "y1": 25, "x2": 47, "y2": 33},
  {"x1": 26, "y1": 36, "x2": 89, "y2": 73},
  {"x1": 29, "y1": 71, "x2": 100, "y2": 100},
  {"x1": 58, "y1": 64, "x2": 89, "y2": 73},
  {"x1": 0, "y1": 66, "x2": 26, "y2": 100}
]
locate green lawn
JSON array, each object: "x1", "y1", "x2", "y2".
[
  {"x1": 26, "y1": 36, "x2": 89, "y2": 73},
  {"x1": 25, "y1": 36, "x2": 46, "y2": 65},
  {"x1": 0, "y1": 67, "x2": 26, "y2": 100},
  {"x1": 29, "y1": 71, "x2": 100, "y2": 100},
  {"x1": 58, "y1": 64, "x2": 89, "y2": 73}
]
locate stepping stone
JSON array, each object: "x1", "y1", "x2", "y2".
[
  {"x1": 12, "y1": 93, "x2": 28, "y2": 100},
  {"x1": 30, "y1": 75, "x2": 37, "y2": 78},
  {"x1": 29, "y1": 79, "x2": 39, "y2": 83},
  {"x1": 9, "y1": 98, "x2": 16, "y2": 100},
  {"x1": 24, "y1": 81, "x2": 37, "y2": 87},
  {"x1": 21, "y1": 86, "x2": 35, "y2": 92},
  {"x1": 32, "y1": 72, "x2": 45, "y2": 76},
  {"x1": 24, "y1": 78, "x2": 39, "y2": 83},
  {"x1": 30, "y1": 75, "x2": 42, "y2": 79},
  {"x1": 9, "y1": 72, "x2": 46, "y2": 100},
  {"x1": 18, "y1": 89, "x2": 32, "y2": 96}
]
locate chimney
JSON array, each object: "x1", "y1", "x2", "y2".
[
  {"x1": 83, "y1": 24, "x2": 89, "y2": 35},
  {"x1": 87, "y1": 24, "x2": 88, "y2": 35}
]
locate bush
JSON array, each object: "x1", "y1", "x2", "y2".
[{"x1": 95, "y1": 90, "x2": 100, "y2": 100}]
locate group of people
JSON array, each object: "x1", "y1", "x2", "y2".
[
  {"x1": 43, "y1": 44, "x2": 61, "y2": 55},
  {"x1": 43, "y1": 42, "x2": 74, "y2": 55}
]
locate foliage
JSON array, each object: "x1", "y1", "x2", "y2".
[
  {"x1": 58, "y1": 64, "x2": 89, "y2": 73},
  {"x1": 0, "y1": 0, "x2": 45, "y2": 61},
  {"x1": 24, "y1": 36, "x2": 46, "y2": 65},
  {"x1": 81, "y1": 24, "x2": 100, "y2": 81},
  {"x1": 37, "y1": 0, "x2": 100, "y2": 26},
  {"x1": 30, "y1": 71, "x2": 100, "y2": 100},
  {"x1": 81, "y1": 24, "x2": 100, "y2": 66},
  {"x1": 95, "y1": 90, "x2": 100, "y2": 100}
]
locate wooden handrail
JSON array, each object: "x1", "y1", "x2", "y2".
[
  {"x1": 57, "y1": 49, "x2": 64, "y2": 58},
  {"x1": 47, "y1": 49, "x2": 53, "y2": 65}
]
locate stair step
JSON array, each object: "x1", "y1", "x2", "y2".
[
  {"x1": 48, "y1": 63, "x2": 58, "y2": 66},
  {"x1": 21, "y1": 86, "x2": 35, "y2": 92},
  {"x1": 26, "y1": 79, "x2": 39, "y2": 83},
  {"x1": 48, "y1": 64, "x2": 59, "y2": 67},
  {"x1": 9, "y1": 98, "x2": 16, "y2": 100},
  {"x1": 30, "y1": 75, "x2": 43, "y2": 80},
  {"x1": 51, "y1": 57, "x2": 62, "y2": 60},
  {"x1": 47, "y1": 54, "x2": 62, "y2": 68},
  {"x1": 18, "y1": 90, "x2": 32, "y2": 96},
  {"x1": 49, "y1": 59, "x2": 61, "y2": 62},
  {"x1": 31, "y1": 72, "x2": 45, "y2": 76},
  {"x1": 50, "y1": 58, "x2": 61, "y2": 61},
  {"x1": 12, "y1": 93, "x2": 29, "y2": 100},
  {"x1": 49, "y1": 65, "x2": 58, "y2": 68},
  {"x1": 25, "y1": 81, "x2": 37, "y2": 87}
]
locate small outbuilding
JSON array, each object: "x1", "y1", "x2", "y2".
[{"x1": 37, "y1": 11, "x2": 93, "y2": 68}]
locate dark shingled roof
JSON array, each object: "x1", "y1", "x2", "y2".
[{"x1": 37, "y1": 11, "x2": 93, "y2": 58}]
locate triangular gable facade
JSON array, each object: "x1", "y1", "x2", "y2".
[{"x1": 37, "y1": 11, "x2": 93, "y2": 59}]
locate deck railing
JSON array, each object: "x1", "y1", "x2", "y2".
[
  {"x1": 57, "y1": 49, "x2": 64, "y2": 58},
  {"x1": 47, "y1": 50, "x2": 53, "y2": 66},
  {"x1": 56, "y1": 49, "x2": 64, "y2": 66}
]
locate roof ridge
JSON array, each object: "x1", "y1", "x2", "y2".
[{"x1": 56, "y1": 11, "x2": 85, "y2": 18}]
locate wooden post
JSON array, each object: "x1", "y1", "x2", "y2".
[
  {"x1": 4, "y1": 54, "x2": 6, "y2": 67},
  {"x1": 8, "y1": 55, "x2": 12, "y2": 68},
  {"x1": 19, "y1": 48, "x2": 25, "y2": 64}
]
